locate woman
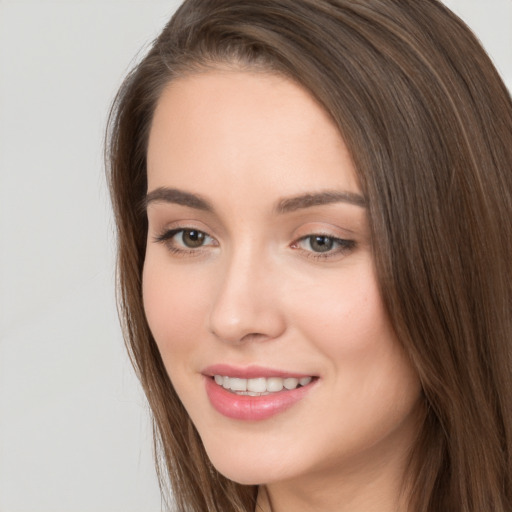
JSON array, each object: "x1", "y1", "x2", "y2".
[{"x1": 106, "y1": 0, "x2": 512, "y2": 510}]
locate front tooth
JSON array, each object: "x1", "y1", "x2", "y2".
[
  {"x1": 283, "y1": 377, "x2": 299, "y2": 390},
  {"x1": 266, "y1": 377, "x2": 284, "y2": 392},
  {"x1": 222, "y1": 376, "x2": 230, "y2": 389},
  {"x1": 299, "y1": 376, "x2": 312, "y2": 386},
  {"x1": 229, "y1": 378, "x2": 247, "y2": 392},
  {"x1": 247, "y1": 377, "x2": 267, "y2": 393}
]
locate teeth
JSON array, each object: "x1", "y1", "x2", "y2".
[
  {"x1": 229, "y1": 378, "x2": 247, "y2": 392},
  {"x1": 267, "y1": 377, "x2": 283, "y2": 392},
  {"x1": 299, "y1": 376, "x2": 312, "y2": 386},
  {"x1": 247, "y1": 377, "x2": 266, "y2": 393},
  {"x1": 213, "y1": 375, "x2": 314, "y2": 394},
  {"x1": 283, "y1": 377, "x2": 299, "y2": 390}
]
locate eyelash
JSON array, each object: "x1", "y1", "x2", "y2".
[
  {"x1": 154, "y1": 228, "x2": 356, "y2": 260},
  {"x1": 154, "y1": 228, "x2": 217, "y2": 256},
  {"x1": 291, "y1": 234, "x2": 356, "y2": 260}
]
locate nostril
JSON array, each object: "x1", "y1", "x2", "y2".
[{"x1": 238, "y1": 332, "x2": 268, "y2": 343}]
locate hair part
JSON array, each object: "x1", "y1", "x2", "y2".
[{"x1": 106, "y1": 1, "x2": 512, "y2": 510}]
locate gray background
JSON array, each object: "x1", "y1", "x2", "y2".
[{"x1": 0, "y1": 1, "x2": 510, "y2": 511}]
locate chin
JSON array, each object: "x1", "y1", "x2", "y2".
[
  {"x1": 211, "y1": 460, "x2": 283, "y2": 486},
  {"x1": 203, "y1": 439, "x2": 294, "y2": 486},
  {"x1": 215, "y1": 468, "x2": 266, "y2": 486}
]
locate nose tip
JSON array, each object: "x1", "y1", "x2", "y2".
[{"x1": 208, "y1": 262, "x2": 286, "y2": 345}]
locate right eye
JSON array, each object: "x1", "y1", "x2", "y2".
[{"x1": 154, "y1": 228, "x2": 218, "y2": 253}]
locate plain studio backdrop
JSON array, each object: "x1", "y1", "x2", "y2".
[{"x1": 0, "y1": 1, "x2": 510, "y2": 511}]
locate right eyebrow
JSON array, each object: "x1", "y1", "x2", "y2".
[{"x1": 144, "y1": 187, "x2": 214, "y2": 212}]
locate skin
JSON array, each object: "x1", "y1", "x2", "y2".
[{"x1": 143, "y1": 70, "x2": 423, "y2": 512}]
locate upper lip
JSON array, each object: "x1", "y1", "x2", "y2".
[{"x1": 202, "y1": 364, "x2": 316, "y2": 379}]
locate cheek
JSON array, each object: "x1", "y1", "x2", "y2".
[
  {"x1": 287, "y1": 259, "x2": 419, "y2": 406},
  {"x1": 142, "y1": 255, "x2": 217, "y2": 428},
  {"x1": 289, "y1": 259, "x2": 391, "y2": 357},
  {"x1": 142, "y1": 254, "x2": 209, "y2": 356}
]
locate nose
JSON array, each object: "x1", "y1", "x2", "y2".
[{"x1": 208, "y1": 247, "x2": 286, "y2": 344}]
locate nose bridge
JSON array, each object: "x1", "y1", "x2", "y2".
[{"x1": 208, "y1": 240, "x2": 285, "y2": 344}]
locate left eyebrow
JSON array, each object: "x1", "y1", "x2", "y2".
[{"x1": 274, "y1": 191, "x2": 367, "y2": 214}]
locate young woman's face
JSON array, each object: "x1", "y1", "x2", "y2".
[{"x1": 143, "y1": 71, "x2": 422, "y2": 492}]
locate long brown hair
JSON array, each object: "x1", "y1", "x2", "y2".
[{"x1": 106, "y1": 1, "x2": 512, "y2": 510}]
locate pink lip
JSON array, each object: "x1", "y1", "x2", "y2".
[
  {"x1": 202, "y1": 365, "x2": 317, "y2": 421},
  {"x1": 202, "y1": 364, "x2": 313, "y2": 379}
]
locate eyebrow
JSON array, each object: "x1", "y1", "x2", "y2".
[
  {"x1": 145, "y1": 187, "x2": 213, "y2": 212},
  {"x1": 144, "y1": 187, "x2": 367, "y2": 214},
  {"x1": 274, "y1": 191, "x2": 367, "y2": 213}
]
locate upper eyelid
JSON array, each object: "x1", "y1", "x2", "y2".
[
  {"x1": 292, "y1": 229, "x2": 354, "y2": 245},
  {"x1": 155, "y1": 227, "x2": 215, "y2": 241},
  {"x1": 155, "y1": 228, "x2": 348, "y2": 240},
  {"x1": 294, "y1": 234, "x2": 355, "y2": 248},
  {"x1": 152, "y1": 224, "x2": 357, "y2": 247},
  {"x1": 298, "y1": 234, "x2": 349, "y2": 242},
  {"x1": 292, "y1": 223, "x2": 357, "y2": 236},
  {"x1": 151, "y1": 220, "x2": 215, "y2": 237}
]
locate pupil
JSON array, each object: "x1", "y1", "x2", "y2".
[
  {"x1": 311, "y1": 236, "x2": 333, "y2": 253},
  {"x1": 183, "y1": 230, "x2": 205, "y2": 248}
]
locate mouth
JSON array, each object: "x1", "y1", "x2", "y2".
[
  {"x1": 212, "y1": 375, "x2": 314, "y2": 396},
  {"x1": 202, "y1": 365, "x2": 318, "y2": 421}
]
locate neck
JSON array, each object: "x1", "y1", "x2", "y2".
[{"x1": 256, "y1": 471, "x2": 411, "y2": 512}]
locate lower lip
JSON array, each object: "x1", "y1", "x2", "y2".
[{"x1": 204, "y1": 377, "x2": 316, "y2": 421}]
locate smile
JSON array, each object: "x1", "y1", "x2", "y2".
[
  {"x1": 204, "y1": 370, "x2": 317, "y2": 421},
  {"x1": 213, "y1": 375, "x2": 313, "y2": 395}
]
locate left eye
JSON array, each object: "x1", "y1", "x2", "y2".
[
  {"x1": 295, "y1": 235, "x2": 354, "y2": 254},
  {"x1": 302, "y1": 235, "x2": 335, "y2": 253}
]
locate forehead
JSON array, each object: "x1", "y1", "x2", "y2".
[{"x1": 146, "y1": 70, "x2": 360, "y2": 199}]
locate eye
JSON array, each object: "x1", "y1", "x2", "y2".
[
  {"x1": 178, "y1": 229, "x2": 209, "y2": 248},
  {"x1": 303, "y1": 235, "x2": 336, "y2": 253},
  {"x1": 154, "y1": 228, "x2": 217, "y2": 253},
  {"x1": 292, "y1": 234, "x2": 356, "y2": 259}
]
